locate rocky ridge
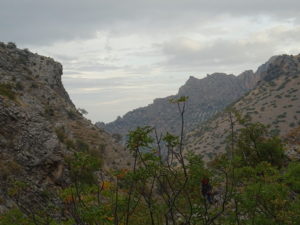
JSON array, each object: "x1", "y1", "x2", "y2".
[
  {"x1": 99, "y1": 70, "x2": 259, "y2": 140},
  {"x1": 185, "y1": 54, "x2": 300, "y2": 160},
  {"x1": 0, "y1": 43, "x2": 130, "y2": 213}
]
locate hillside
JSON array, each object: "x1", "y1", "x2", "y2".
[
  {"x1": 1, "y1": 43, "x2": 299, "y2": 225},
  {"x1": 99, "y1": 70, "x2": 259, "y2": 139},
  {"x1": 0, "y1": 43, "x2": 130, "y2": 213},
  {"x1": 185, "y1": 54, "x2": 300, "y2": 160}
]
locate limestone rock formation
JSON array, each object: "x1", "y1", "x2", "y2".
[{"x1": 0, "y1": 42, "x2": 130, "y2": 213}]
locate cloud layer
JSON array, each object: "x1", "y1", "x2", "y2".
[{"x1": 1, "y1": 0, "x2": 300, "y2": 122}]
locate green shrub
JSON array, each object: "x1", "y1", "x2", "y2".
[
  {"x1": 76, "y1": 139, "x2": 89, "y2": 151},
  {"x1": 277, "y1": 112, "x2": 287, "y2": 119},
  {"x1": 55, "y1": 127, "x2": 66, "y2": 142},
  {"x1": 0, "y1": 83, "x2": 16, "y2": 100},
  {"x1": 284, "y1": 162, "x2": 300, "y2": 192},
  {"x1": 235, "y1": 122, "x2": 285, "y2": 167},
  {"x1": 30, "y1": 83, "x2": 38, "y2": 88},
  {"x1": 67, "y1": 110, "x2": 77, "y2": 120},
  {"x1": 44, "y1": 105, "x2": 55, "y2": 117},
  {"x1": 7, "y1": 42, "x2": 17, "y2": 49},
  {"x1": 65, "y1": 139, "x2": 75, "y2": 149},
  {"x1": 67, "y1": 150, "x2": 102, "y2": 184},
  {"x1": 16, "y1": 82, "x2": 24, "y2": 90},
  {"x1": 289, "y1": 122, "x2": 295, "y2": 128},
  {"x1": 0, "y1": 208, "x2": 32, "y2": 225}
]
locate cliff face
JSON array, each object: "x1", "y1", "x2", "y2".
[
  {"x1": 100, "y1": 69, "x2": 258, "y2": 139},
  {"x1": 0, "y1": 43, "x2": 129, "y2": 212}
]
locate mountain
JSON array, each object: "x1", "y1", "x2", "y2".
[
  {"x1": 185, "y1": 54, "x2": 300, "y2": 160},
  {"x1": 0, "y1": 42, "x2": 130, "y2": 213},
  {"x1": 98, "y1": 70, "x2": 259, "y2": 139}
]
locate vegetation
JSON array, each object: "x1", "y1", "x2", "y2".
[
  {"x1": 1, "y1": 98, "x2": 300, "y2": 225},
  {"x1": 0, "y1": 83, "x2": 16, "y2": 100},
  {"x1": 78, "y1": 108, "x2": 88, "y2": 115}
]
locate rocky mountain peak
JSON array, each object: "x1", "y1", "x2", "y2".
[
  {"x1": 0, "y1": 42, "x2": 73, "y2": 106},
  {"x1": 102, "y1": 70, "x2": 258, "y2": 138},
  {"x1": 260, "y1": 54, "x2": 300, "y2": 82}
]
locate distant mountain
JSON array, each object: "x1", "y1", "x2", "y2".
[
  {"x1": 98, "y1": 70, "x2": 260, "y2": 139},
  {"x1": 185, "y1": 54, "x2": 300, "y2": 160}
]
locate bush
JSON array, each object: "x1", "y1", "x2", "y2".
[
  {"x1": 0, "y1": 83, "x2": 16, "y2": 100},
  {"x1": 67, "y1": 150, "x2": 102, "y2": 184},
  {"x1": 235, "y1": 122, "x2": 285, "y2": 167},
  {"x1": 30, "y1": 83, "x2": 38, "y2": 88},
  {"x1": 7, "y1": 42, "x2": 17, "y2": 49},
  {"x1": 67, "y1": 110, "x2": 77, "y2": 120},
  {"x1": 16, "y1": 82, "x2": 24, "y2": 90},
  {"x1": 55, "y1": 127, "x2": 66, "y2": 142},
  {"x1": 44, "y1": 105, "x2": 55, "y2": 117},
  {"x1": 284, "y1": 162, "x2": 300, "y2": 192},
  {"x1": 76, "y1": 139, "x2": 89, "y2": 151},
  {"x1": 0, "y1": 208, "x2": 32, "y2": 225}
]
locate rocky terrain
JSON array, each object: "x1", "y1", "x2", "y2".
[
  {"x1": 185, "y1": 54, "x2": 300, "y2": 160},
  {"x1": 0, "y1": 43, "x2": 130, "y2": 213},
  {"x1": 98, "y1": 70, "x2": 260, "y2": 140}
]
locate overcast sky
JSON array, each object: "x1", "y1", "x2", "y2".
[{"x1": 1, "y1": 0, "x2": 300, "y2": 123}]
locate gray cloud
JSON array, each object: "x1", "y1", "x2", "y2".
[
  {"x1": 2, "y1": 0, "x2": 300, "y2": 122},
  {"x1": 1, "y1": 0, "x2": 300, "y2": 45},
  {"x1": 159, "y1": 25, "x2": 300, "y2": 73},
  {"x1": 161, "y1": 39, "x2": 272, "y2": 68}
]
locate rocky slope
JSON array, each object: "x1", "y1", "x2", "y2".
[
  {"x1": 99, "y1": 70, "x2": 259, "y2": 139},
  {"x1": 0, "y1": 42, "x2": 130, "y2": 213},
  {"x1": 185, "y1": 54, "x2": 300, "y2": 160}
]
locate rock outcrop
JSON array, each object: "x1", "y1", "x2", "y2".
[{"x1": 0, "y1": 42, "x2": 130, "y2": 213}]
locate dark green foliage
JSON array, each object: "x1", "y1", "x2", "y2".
[
  {"x1": 284, "y1": 162, "x2": 300, "y2": 192},
  {"x1": 0, "y1": 83, "x2": 16, "y2": 100},
  {"x1": 65, "y1": 139, "x2": 75, "y2": 149},
  {"x1": 7, "y1": 42, "x2": 16, "y2": 49},
  {"x1": 234, "y1": 122, "x2": 285, "y2": 167},
  {"x1": 15, "y1": 82, "x2": 24, "y2": 90},
  {"x1": 55, "y1": 127, "x2": 66, "y2": 142},
  {"x1": 67, "y1": 109, "x2": 77, "y2": 120},
  {"x1": 76, "y1": 139, "x2": 90, "y2": 151},
  {"x1": 30, "y1": 83, "x2": 38, "y2": 88},
  {"x1": 277, "y1": 112, "x2": 287, "y2": 118},
  {"x1": 0, "y1": 208, "x2": 33, "y2": 225},
  {"x1": 44, "y1": 105, "x2": 55, "y2": 117},
  {"x1": 67, "y1": 150, "x2": 101, "y2": 184},
  {"x1": 126, "y1": 126, "x2": 154, "y2": 151}
]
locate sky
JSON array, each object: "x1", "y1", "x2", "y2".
[{"x1": 1, "y1": 0, "x2": 300, "y2": 123}]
